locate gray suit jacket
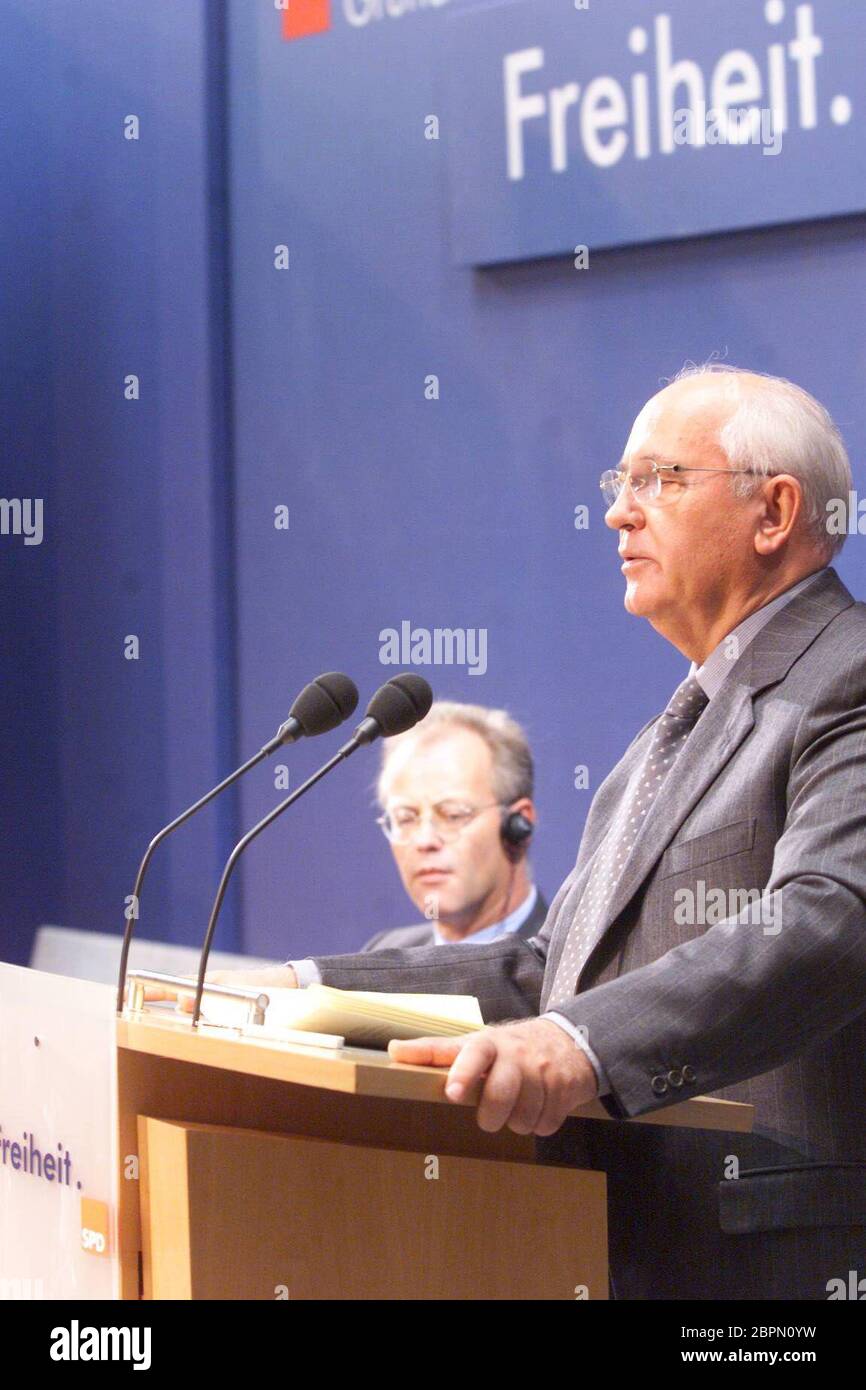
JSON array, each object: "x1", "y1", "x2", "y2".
[
  {"x1": 360, "y1": 892, "x2": 548, "y2": 952},
  {"x1": 311, "y1": 568, "x2": 866, "y2": 1298}
]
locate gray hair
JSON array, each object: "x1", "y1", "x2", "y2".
[
  {"x1": 377, "y1": 701, "x2": 534, "y2": 807},
  {"x1": 671, "y1": 362, "x2": 852, "y2": 559}
]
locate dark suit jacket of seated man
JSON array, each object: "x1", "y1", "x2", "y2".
[{"x1": 291, "y1": 365, "x2": 866, "y2": 1301}]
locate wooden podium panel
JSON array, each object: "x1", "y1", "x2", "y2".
[
  {"x1": 138, "y1": 1116, "x2": 608, "y2": 1301},
  {"x1": 117, "y1": 1012, "x2": 752, "y2": 1300}
]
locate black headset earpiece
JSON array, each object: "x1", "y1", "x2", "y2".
[{"x1": 501, "y1": 809, "x2": 533, "y2": 849}]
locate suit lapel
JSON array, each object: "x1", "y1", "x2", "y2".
[
  {"x1": 560, "y1": 568, "x2": 855, "y2": 991},
  {"x1": 580, "y1": 681, "x2": 757, "y2": 973}
]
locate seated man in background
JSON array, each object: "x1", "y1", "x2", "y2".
[{"x1": 362, "y1": 702, "x2": 546, "y2": 951}]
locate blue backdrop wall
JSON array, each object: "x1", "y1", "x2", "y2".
[
  {"x1": 2, "y1": 0, "x2": 864, "y2": 967},
  {"x1": 0, "y1": 0, "x2": 239, "y2": 963}
]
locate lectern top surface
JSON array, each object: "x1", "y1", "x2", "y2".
[{"x1": 117, "y1": 1011, "x2": 753, "y2": 1133}]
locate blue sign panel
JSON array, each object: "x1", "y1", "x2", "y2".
[{"x1": 439, "y1": 0, "x2": 863, "y2": 264}]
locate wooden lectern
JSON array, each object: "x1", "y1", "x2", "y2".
[{"x1": 116, "y1": 1013, "x2": 752, "y2": 1300}]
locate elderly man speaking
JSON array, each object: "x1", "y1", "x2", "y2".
[{"x1": 220, "y1": 363, "x2": 866, "y2": 1300}]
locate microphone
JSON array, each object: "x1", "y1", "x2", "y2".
[
  {"x1": 337, "y1": 671, "x2": 434, "y2": 753},
  {"x1": 273, "y1": 671, "x2": 360, "y2": 745},
  {"x1": 190, "y1": 673, "x2": 434, "y2": 1024},
  {"x1": 116, "y1": 672, "x2": 359, "y2": 1011}
]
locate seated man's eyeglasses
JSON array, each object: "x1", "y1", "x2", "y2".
[
  {"x1": 377, "y1": 799, "x2": 505, "y2": 844},
  {"x1": 599, "y1": 459, "x2": 764, "y2": 508}
]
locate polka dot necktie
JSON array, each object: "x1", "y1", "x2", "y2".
[{"x1": 547, "y1": 672, "x2": 710, "y2": 1009}]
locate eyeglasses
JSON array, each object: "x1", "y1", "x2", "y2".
[
  {"x1": 599, "y1": 461, "x2": 764, "y2": 508},
  {"x1": 376, "y1": 799, "x2": 504, "y2": 845}
]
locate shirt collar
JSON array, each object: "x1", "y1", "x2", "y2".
[
  {"x1": 689, "y1": 569, "x2": 826, "y2": 702},
  {"x1": 432, "y1": 882, "x2": 538, "y2": 945}
]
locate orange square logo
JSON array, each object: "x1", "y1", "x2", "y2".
[
  {"x1": 282, "y1": 0, "x2": 331, "y2": 41},
  {"x1": 80, "y1": 1197, "x2": 110, "y2": 1257}
]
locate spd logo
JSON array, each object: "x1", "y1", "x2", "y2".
[{"x1": 80, "y1": 1197, "x2": 110, "y2": 1257}]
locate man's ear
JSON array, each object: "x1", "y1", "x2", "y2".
[
  {"x1": 754, "y1": 474, "x2": 803, "y2": 555},
  {"x1": 501, "y1": 799, "x2": 535, "y2": 857}
]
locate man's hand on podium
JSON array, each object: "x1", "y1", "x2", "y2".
[
  {"x1": 130, "y1": 965, "x2": 299, "y2": 1011},
  {"x1": 388, "y1": 1018, "x2": 598, "y2": 1137}
]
